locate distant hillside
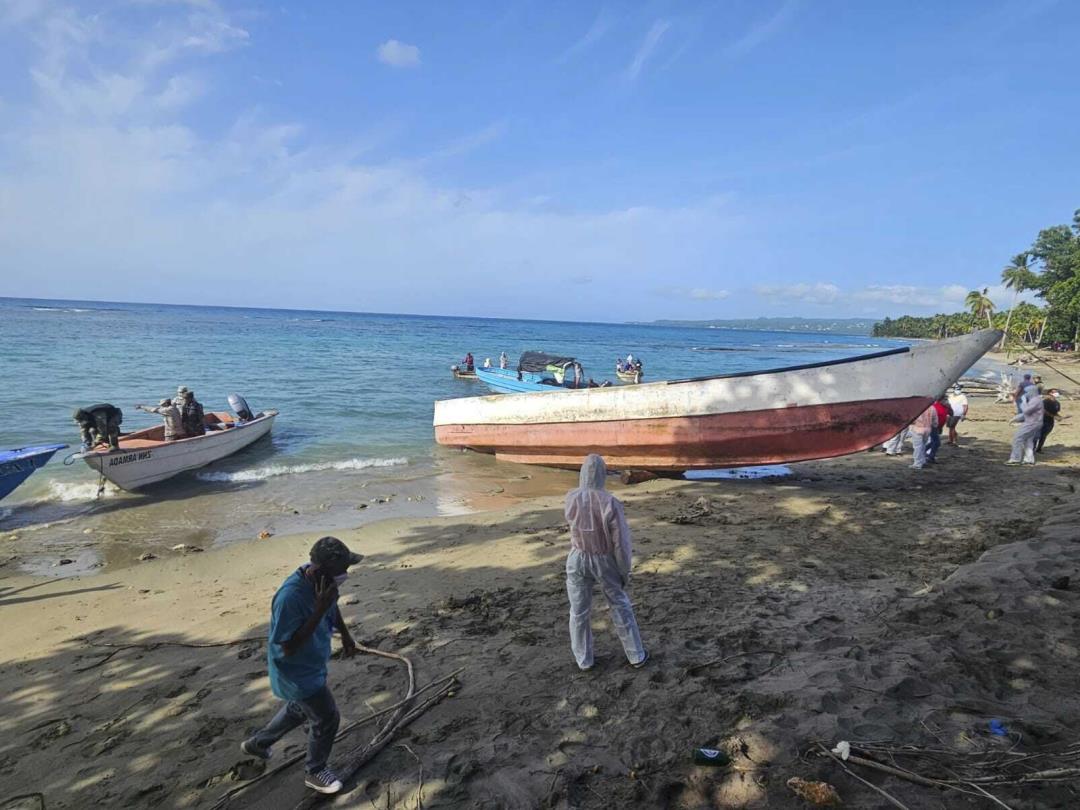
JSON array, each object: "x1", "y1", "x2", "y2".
[{"x1": 643, "y1": 317, "x2": 877, "y2": 335}]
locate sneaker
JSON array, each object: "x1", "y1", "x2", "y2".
[
  {"x1": 240, "y1": 738, "x2": 272, "y2": 761},
  {"x1": 630, "y1": 650, "x2": 650, "y2": 669},
  {"x1": 305, "y1": 767, "x2": 343, "y2": 794}
]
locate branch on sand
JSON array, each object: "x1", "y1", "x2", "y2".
[
  {"x1": 75, "y1": 637, "x2": 265, "y2": 672},
  {"x1": 210, "y1": 645, "x2": 459, "y2": 810}
]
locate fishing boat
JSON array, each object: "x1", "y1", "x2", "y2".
[
  {"x1": 616, "y1": 367, "x2": 643, "y2": 384},
  {"x1": 75, "y1": 401, "x2": 277, "y2": 491},
  {"x1": 451, "y1": 364, "x2": 477, "y2": 380},
  {"x1": 0, "y1": 444, "x2": 68, "y2": 501},
  {"x1": 434, "y1": 330, "x2": 1001, "y2": 471},
  {"x1": 475, "y1": 352, "x2": 593, "y2": 394}
]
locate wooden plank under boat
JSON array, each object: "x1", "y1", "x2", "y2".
[
  {"x1": 76, "y1": 410, "x2": 277, "y2": 490},
  {"x1": 433, "y1": 330, "x2": 1001, "y2": 471}
]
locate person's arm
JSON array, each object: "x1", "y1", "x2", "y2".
[
  {"x1": 280, "y1": 578, "x2": 338, "y2": 657},
  {"x1": 334, "y1": 607, "x2": 357, "y2": 657},
  {"x1": 608, "y1": 499, "x2": 633, "y2": 582}
]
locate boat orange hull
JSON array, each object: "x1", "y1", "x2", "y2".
[{"x1": 434, "y1": 396, "x2": 929, "y2": 470}]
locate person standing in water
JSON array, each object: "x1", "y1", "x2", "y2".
[{"x1": 564, "y1": 454, "x2": 647, "y2": 671}]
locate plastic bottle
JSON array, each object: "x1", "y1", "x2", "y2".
[{"x1": 691, "y1": 748, "x2": 731, "y2": 767}]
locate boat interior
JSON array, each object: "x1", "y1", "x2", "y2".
[{"x1": 87, "y1": 411, "x2": 253, "y2": 453}]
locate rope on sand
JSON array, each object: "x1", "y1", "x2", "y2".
[{"x1": 209, "y1": 646, "x2": 459, "y2": 810}]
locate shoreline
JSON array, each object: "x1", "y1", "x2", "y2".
[{"x1": 1, "y1": 365, "x2": 1078, "y2": 808}]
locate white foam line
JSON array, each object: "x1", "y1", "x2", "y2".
[{"x1": 196, "y1": 456, "x2": 408, "y2": 483}]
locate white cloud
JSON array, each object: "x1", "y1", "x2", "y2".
[
  {"x1": 659, "y1": 286, "x2": 731, "y2": 301},
  {"x1": 727, "y1": 0, "x2": 799, "y2": 58},
  {"x1": 557, "y1": 9, "x2": 614, "y2": 63},
  {"x1": 851, "y1": 284, "x2": 968, "y2": 307},
  {"x1": 756, "y1": 282, "x2": 840, "y2": 305},
  {"x1": 376, "y1": 39, "x2": 421, "y2": 69},
  {"x1": 626, "y1": 20, "x2": 670, "y2": 81}
]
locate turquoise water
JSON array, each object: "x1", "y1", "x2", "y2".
[{"x1": 1, "y1": 296, "x2": 919, "y2": 572}]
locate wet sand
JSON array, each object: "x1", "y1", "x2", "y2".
[{"x1": 1, "y1": 362, "x2": 1078, "y2": 809}]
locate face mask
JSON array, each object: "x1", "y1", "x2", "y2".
[{"x1": 332, "y1": 572, "x2": 349, "y2": 586}]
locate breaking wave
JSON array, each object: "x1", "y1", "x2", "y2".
[
  {"x1": 196, "y1": 456, "x2": 408, "y2": 483},
  {"x1": 45, "y1": 480, "x2": 116, "y2": 501}
]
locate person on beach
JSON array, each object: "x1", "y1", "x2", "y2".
[
  {"x1": 242, "y1": 536, "x2": 364, "y2": 795},
  {"x1": 1036, "y1": 389, "x2": 1066, "y2": 453},
  {"x1": 180, "y1": 390, "x2": 206, "y2": 437},
  {"x1": 136, "y1": 398, "x2": 183, "y2": 441},
  {"x1": 565, "y1": 454, "x2": 647, "y2": 671},
  {"x1": 882, "y1": 427, "x2": 909, "y2": 455},
  {"x1": 1007, "y1": 391, "x2": 1045, "y2": 465},
  {"x1": 926, "y1": 396, "x2": 952, "y2": 463},
  {"x1": 946, "y1": 385, "x2": 969, "y2": 446},
  {"x1": 73, "y1": 404, "x2": 123, "y2": 451},
  {"x1": 909, "y1": 404, "x2": 936, "y2": 469},
  {"x1": 1013, "y1": 373, "x2": 1035, "y2": 413}
]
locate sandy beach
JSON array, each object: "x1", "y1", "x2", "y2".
[{"x1": 2, "y1": 361, "x2": 1079, "y2": 809}]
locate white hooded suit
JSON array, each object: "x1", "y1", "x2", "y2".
[{"x1": 564, "y1": 454, "x2": 646, "y2": 669}]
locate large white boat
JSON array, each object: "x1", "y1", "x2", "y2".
[
  {"x1": 434, "y1": 330, "x2": 1000, "y2": 471},
  {"x1": 76, "y1": 408, "x2": 277, "y2": 490}
]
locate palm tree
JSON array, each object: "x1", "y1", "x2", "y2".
[
  {"x1": 965, "y1": 288, "x2": 996, "y2": 330},
  {"x1": 999, "y1": 253, "x2": 1036, "y2": 349}
]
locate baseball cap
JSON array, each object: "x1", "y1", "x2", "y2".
[{"x1": 310, "y1": 536, "x2": 364, "y2": 567}]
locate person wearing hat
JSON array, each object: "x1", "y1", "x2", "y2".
[
  {"x1": 241, "y1": 536, "x2": 364, "y2": 795},
  {"x1": 1036, "y1": 389, "x2": 1067, "y2": 453},
  {"x1": 136, "y1": 397, "x2": 183, "y2": 441},
  {"x1": 946, "y1": 384, "x2": 969, "y2": 446},
  {"x1": 172, "y1": 385, "x2": 189, "y2": 409}
]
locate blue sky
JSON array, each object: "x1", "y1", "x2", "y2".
[{"x1": 1, "y1": 0, "x2": 1077, "y2": 321}]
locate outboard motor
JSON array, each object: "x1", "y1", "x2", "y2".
[{"x1": 228, "y1": 393, "x2": 255, "y2": 423}]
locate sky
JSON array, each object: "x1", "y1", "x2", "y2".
[{"x1": 0, "y1": 0, "x2": 1078, "y2": 322}]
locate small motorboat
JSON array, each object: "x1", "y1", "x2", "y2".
[
  {"x1": 451, "y1": 364, "x2": 477, "y2": 380},
  {"x1": 476, "y1": 352, "x2": 600, "y2": 394},
  {"x1": 616, "y1": 367, "x2": 643, "y2": 383},
  {"x1": 0, "y1": 444, "x2": 69, "y2": 501},
  {"x1": 75, "y1": 396, "x2": 277, "y2": 491},
  {"x1": 435, "y1": 330, "x2": 1001, "y2": 471}
]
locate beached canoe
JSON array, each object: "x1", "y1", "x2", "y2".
[
  {"x1": 434, "y1": 330, "x2": 1001, "y2": 471},
  {"x1": 0, "y1": 444, "x2": 69, "y2": 501},
  {"x1": 75, "y1": 410, "x2": 277, "y2": 490}
]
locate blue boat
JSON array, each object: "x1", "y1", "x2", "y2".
[
  {"x1": 0, "y1": 444, "x2": 69, "y2": 502},
  {"x1": 475, "y1": 351, "x2": 600, "y2": 394}
]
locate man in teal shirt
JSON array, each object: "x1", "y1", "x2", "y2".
[{"x1": 241, "y1": 536, "x2": 363, "y2": 795}]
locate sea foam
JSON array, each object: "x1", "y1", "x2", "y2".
[{"x1": 196, "y1": 456, "x2": 408, "y2": 483}]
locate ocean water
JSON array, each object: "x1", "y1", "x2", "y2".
[{"x1": 0, "y1": 297, "x2": 918, "y2": 573}]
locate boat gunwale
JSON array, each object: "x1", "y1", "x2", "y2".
[
  {"x1": 74, "y1": 409, "x2": 279, "y2": 460},
  {"x1": 662, "y1": 346, "x2": 910, "y2": 385}
]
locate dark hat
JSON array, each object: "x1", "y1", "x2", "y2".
[{"x1": 310, "y1": 536, "x2": 364, "y2": 568}]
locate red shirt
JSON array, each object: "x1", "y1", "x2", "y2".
[{"x1": 932, "y1": 401, "x2": 949, "y2": 428}]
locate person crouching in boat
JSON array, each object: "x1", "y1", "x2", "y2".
[
  {"x1": 136, "y1": 398, "x2": 183, "y2": 441},
  {"x1": 73, "y1": 404, "x2": 123, "y2": 451},
  {"x1": 565, "y1": 454, "x2": 648, "y2": 671},
  {"x1": 241, "y1": 536, "x2": 363, "y2": 795}
]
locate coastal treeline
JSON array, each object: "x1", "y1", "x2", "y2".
[{"x1": 874, "y1": 208, "x2": 1080, "y2": 346}]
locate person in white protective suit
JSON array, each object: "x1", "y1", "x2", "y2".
[
  {"x1": 882, "y1": 427, "x2": 909, "y2": 455},
  {"x1": 1007, "y1": 389, "x2": 1044, "y2": 465},
  {"x1": 564, "y1": 454, "x2": 648, "y2": 671},
  {"x1": 909, "y1": 405, "x2": 936, "y2": 469}
]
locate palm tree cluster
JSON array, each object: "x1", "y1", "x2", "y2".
[{"x1": 874, "y1": 208, "x2": 1080, "y2": 347}]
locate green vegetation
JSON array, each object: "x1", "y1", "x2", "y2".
[{"x1": 873, "y1": 208, "x2": 1080, "y2": 346}]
